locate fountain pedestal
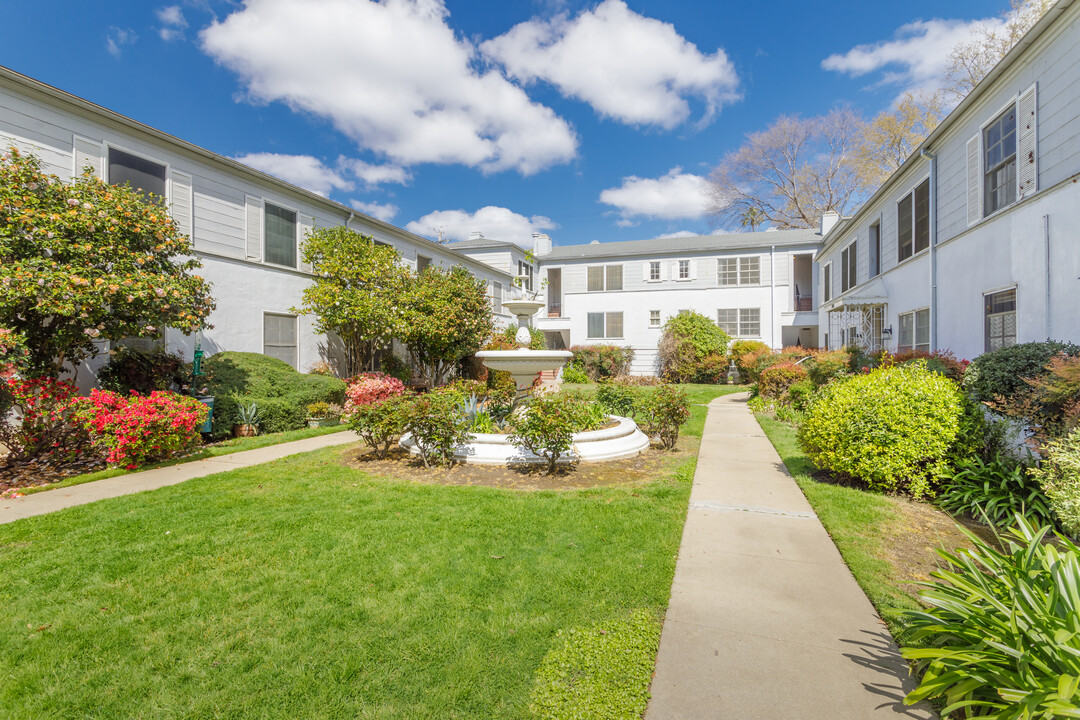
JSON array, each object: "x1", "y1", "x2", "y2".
[{"x1": 475, "y1": 299, "x2": 570, "y2": 390}]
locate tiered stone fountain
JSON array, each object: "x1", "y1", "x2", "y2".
[{"x1": 400, "y1": 294, "x2": 650, "y2": 465}]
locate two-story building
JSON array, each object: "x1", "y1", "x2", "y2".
[
  {"x1": 817, "y1": 0, "x2": 1080, "y2": 361},
  {"x1": 0, "y1": 65, "x2": 514, "y2": 385},
  {"x1": 453, "y1": 229, "x2": 823, "y2": 375}
]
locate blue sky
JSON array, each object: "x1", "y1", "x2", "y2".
[{"x1": 2, "y1": 0, "x2": 1011, "y2": 247}]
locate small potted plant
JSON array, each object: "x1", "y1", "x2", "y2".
[
  {"x1": 233, "y1": 401, "x2": 261, "y2": 437},
  {"x1": 306, "y1": 401, "x2": 343, "y2": 428}
]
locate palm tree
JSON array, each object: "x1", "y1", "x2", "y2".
[{"x1": 739, "y1": 206, "x2": 766, "y2": 232}]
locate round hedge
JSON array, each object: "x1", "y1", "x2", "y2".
[
  {"x1": 797, "y1": 362, "x2": 964, "y2": 498},
  {"x1": 965, "y1": 340, "x2": 1080, "y2": 402}
]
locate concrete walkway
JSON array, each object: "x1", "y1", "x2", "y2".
[
  {"x1": 0, "y1": 431, "x2": 358, "y2": 525},
  {"x1": 646, "y1": 393, "x2": 934, "y2": 719}
]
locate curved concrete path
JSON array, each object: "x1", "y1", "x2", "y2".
[
  {"x1": 0, "y1": 431, "x2": 358, "y2": 525},
  {"x1": 646, "y1": 393, "x2": 934, "y2": 719}
]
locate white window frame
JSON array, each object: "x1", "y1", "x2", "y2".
[
  {"x1": 896, "y1": 176, "x2": 930, "y2": 264},
  {"x1": 648, "y1": 261, "x2": 661, "y2": 282},
  {"x1": 105, "y1": 143, "x2": 170, "y2": 203},
  {"x1": 717, "y1": 308, "x2": 761, "y2": 338},
  {"x1": 983, "y1": 103, "x2": 1018, "y2": 217},
  {"x1": 586, "y1": 264, "x2": 623, "y2": 292},
  {"x1": 263, "y1": 199, "x2": 300, "y2": 270},
  {"x1": 263, "y1": 312, "x2": 299, "y2": 369},
  {"x1": 897, "y1": 308, "x2": 930, "y2": 353},
  {"x1": 840, "y1": 241, "x2": 856, "y2": 294},
  {"x1": 984, "y1": 287, "x2": 1017, "y2": 352},
  {"x1": 868, "y1": 220, "x2": 880, "y2": 278},
  {"x1": 823, "y1": 262, "x2": 832, "y2": 303},
  {"x1": 677, "y1": 259, "x2": 690, "y2": 281},
  {"x1": 648, "y1": 310, "x2": 661, "y2": 328}
]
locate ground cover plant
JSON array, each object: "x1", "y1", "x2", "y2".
[
  {"x1": 0, "y1": 446, "x2": 695, "y2": 718},
  {"x1": 936, "y1": 454, "x2": 1054, "y2": 530}
]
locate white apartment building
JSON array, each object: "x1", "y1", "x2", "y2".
[
  {"x1": 817, "y1": 0, "x2": 1080, "y2": 361},
  {"x1": 452, "y1": 229, "x2": 822, "y2": 375},
  {"x1": 0, "y1": 65, "x2": 513, "y2": 386}
]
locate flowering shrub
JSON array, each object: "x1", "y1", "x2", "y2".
[
  {"x1": 510, "y1": 394, "x2": 583, "y2": 474},
  {"x1": 348, "y1": 394, "x2": 411, "y2": 459},
  {"x1": 0, "y1": 376, "x2": 90, "y2": 462},
  {"x1": 637, "y1": 385, "x2": 691, "y2": 450},
  {"x1": 343, "y1": 372, "x2": 406, "y2": 413},
  {"x1": 73, "y1": 390, "x2": 207, "y2": 468},
  {"x1": 404, "y1": 389, "x2": 470, "y2": 467}
]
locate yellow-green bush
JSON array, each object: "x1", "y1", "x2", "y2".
[
  {"x1": 1030, "y1": 428, "x2": 1080, "y2": 537},
  {"x1": 797, "y1": 362, "x2": 964, "y2": 498}
]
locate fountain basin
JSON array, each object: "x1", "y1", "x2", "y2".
[
  {"x1": 474, "y1": 348, "x2": 572, "y2": 375},
  {"x1": 399, "y1": 414, "x2": 650, "y2": 465}
]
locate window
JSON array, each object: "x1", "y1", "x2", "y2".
[
  {"x1": 841, "y1": 242, "x2": 857, "y2": 293},
  {"x1": 586, "y1": 264, "x2": 622, "y2": 291},
  {"x1": 984, "y1": 106, "x2": 1017, "y2": 215},
  {"x1": 417, "y1": 255, "x2": 431, "y2": 272},
  {"x1": 718, "y1": 258, "x2": 738, "y2": 286},
  {"x1": 649, "y1": 261, "x2": 661, "y2": 281},
  {"x1": 897, "y1": 309, "x2": 930, "y2": 352},
  {"x1": 717, "y1": 308, "x2": 760, "y2": 337},
  {"x1": 985, "y1": 289, "x2": 1017, "y2": 351},
  {"x1": 492, "y1": 281, "x2": 503, "y2": 314},
  {"x1": 264, "y1": 313, "x2": 298, "y2": 368},
  {"x1": 897, "y1": 178, "x2": 930, "y2": 263},
  {"x1": 108, "y1": 147, "x2": 166, "y2": 204},
  {"x1": 678, "y1": 259, "x2": 690, "y2": 280},
  {"x1": 823, "y1": 263, "x2": 832, "y2": 302},
  {"x1": 868, "y1": 221, "x2": 880, "y2": 278},
  {"x1": 265, "y1": 202, "x2": 297, "y2": 268},
  {"x1": 649, "y1": 310, "x2": 661, "y2": 328},
  {"x1": 587, "y1": 312, "x2": 623, "y2": 339},
  {"x1": 717, "y1": 256, "x2": 759, "y2": 285},
  {"x1": 517, "y1": 260, "x2": 533, "y2": 291}
]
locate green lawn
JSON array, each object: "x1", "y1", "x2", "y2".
[
  {"x1": 0, "y1": 448, "x2": 695, "y2": 719},
  {"x1": 19, "y1": 424, "x2": 349, "y2": 496},
  {"x1": 754, "y1": 415, "x2": 923, "y2": 631}
]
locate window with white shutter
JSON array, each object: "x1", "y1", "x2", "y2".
[
  {"x1": 73, "y1": 135, "x2": 103, "y2": 177},
  {"x1": 169, "y1": 171, "x2": 193, "y2": 239},
  {"x1": 298, "y1": 214, "x2": 314, "y2": 273},
  {"x1": 1017, "y1": 84, "x2": 1037, "y2": 198},
  {"x1": 245, "y1": 196, "x2": 263, "y2": 261},
  {"x1": 966, "y1": 135, "x2": 982, "y2": 226}
]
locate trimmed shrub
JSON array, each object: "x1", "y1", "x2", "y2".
[
  {"x1": 936, "y1": 454, "x2": 1054, "y2": 529},
  {"x1": 97, "y1": 346, "x2": 186, "y2": 395},
  {"x1": 797, "y1": 362, "x2": 964, "y2": 498},
  {"x1": 405, "y1": 388, "x2": 470, "y2": 467},
  {"x1": 348, "y1": 394, "x2": 411, "y2": 459},
  {"x1": 510, "y1": 394, "x2": 582, "y2": 474},
  {"x1": 561, "y1": 363, "x2": 589, "y2": 384},
  {"x1": 570, "y1": 345, "x2": 635, "y2": 381},
  {"x1": 530, "y1": 609, "x2": 661, "y2": 720},
  {"x1": 888, "y1": 349, "x2": 969, "y2": 383},
  {"x1": 965, "y1": 340, "x2": 1080, "y2": 402},
  {"x1": 900, "y1": 518, "x2": 1080, "y2": 718},
  {"x1": 805, "y1": 349, "x2": 850, "y2": 387},
  {"x1": 637, "y1": 384, "x2": 691, "y2": 450},
  {"x1": 195, "y1": 352, "x2": 346, "y2": 439},
  {"x1": 992, "y1": 352, "x2": 1080, "y2": 445},
  {"x1": 758, "y1": 362, "x2": 808, "y2": 400},
  {"x1": 657, "y1": 311, "x2": 730, "y2": 383},
  {"x1": 729, "y1": 339, "x2": 769, "y2": 378},
  {"x1": 596, "y1": 380, "x2": 640, "y2": 417},
  {"x1": 785, "y1": 379, "x2": 817, "y2": 412},
  {"x1": 74, "y1": 389, "x2": 207, "y2": 469},
  {"x1": 1030, "y1": 428, "x2": 1080, "y2": 538}
]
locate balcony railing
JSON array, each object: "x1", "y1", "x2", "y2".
[
  {"x1": 795, "y1": 296, "x2": 813, "y2": 312},
  {"x1": 547, "y1": 302, "x2": 562, "y2": 318}
]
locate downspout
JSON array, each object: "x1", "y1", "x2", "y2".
[
  {"x1": 921, "y1": 149, "x2": 938, "y2": 351},
  {"x1": 770, "y1": 245, "x2": 776, "y2": 348},
  {"x1": 1044, "y1": 214, "x2": 1051, "y2": 338}
]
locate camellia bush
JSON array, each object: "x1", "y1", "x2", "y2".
[
  {"x1": 657, "y1": 310, "x2": 729, "y2": 383},
  {"x1": 343, "y1": 372, "x2": 406, "y2": 412},
  {"x1": 0, "y1": 148, "x2": 215, "y2": 378},
  {"x1": 0, "y1": 376, "x2": 91, "y2": 464},
  {"x1": 404, "y1": 388, "x2": 471, "y2": 468},
  {"x1": 347, "y1": 394, "x2": 411, "y2": 459},
  {"x1": 509, "y1": 394, "x2": 585, "y2": 474},
  {"x1": 797, "y1": 362, "x2": 964, "y2": 498},
  {"x1": 637, "y1": 384, "x2": 691, "y2": 450},
  {"x1": 73, "y1": 389, "x2": 207, "y2": 469},
  {"x1": 965, "y1": 339, "x2": 1080, "y2": 403}
]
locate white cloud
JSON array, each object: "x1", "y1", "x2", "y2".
[
  {"x1": 406, "y1": 206, "x2": 556, "y2": 246},
  {"x1": 482, "y1": 0, "x2": 739, "y2": 128},
  {"x1": 337, "y1": 157, "x2": 411, "y2": 187},
  {"x1": 234, "y1": 152, "x2": 354, "y2": 196},
  {"x1": 599, "y1": 167, "x2": 712, "y2": 221},
  {"x1": 106, "y1": 28, "x2": 137, "y2": 58},
  {"x1": 350, "y1": 199, "x2": 400, "y2": 223},
  {"x1": 821, "y1": 17, "x2": 1004, "y2": 95},
  {"x1": 200, "y1": 0, "x2": 577, "y2": 174},
  {"x1": 157, "y1": 6, "x2": 188, "y2": 41},
  {"x1": 656, "y1": 230, "x2": 697, "y2": 239}
]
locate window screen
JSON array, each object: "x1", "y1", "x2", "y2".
[
  {"x1": 108, "y1": 147, "x2": 166, "y2": 204},
  {"x1": 265, "y1": 202, "x2": 297, "y2": 267},
  {"x1": 264, "y1": 313, "x2": 298, "y2": 368}
]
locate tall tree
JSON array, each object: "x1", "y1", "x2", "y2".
[
  {"x1": 738, "y1": 206, "x2": 766, "y2": 232},
  {"x1": 0, "y1": 149, "x2": 215, "y2": 378},
  {"x1": 399, "y1": 265, "x2": 493, "y2": 387},
  {"x1": 944, "y1": 0, "x2": 1056, "y2": 100},
  {"x1": 293, "y1": 226, "x2": 409, "y2": 377},
  {"x1": 708, "y1": 108, "x2": 870, "y2": 230},
  {"x1": 854, "y1": 91, "x2": 946, "y2": 188}
]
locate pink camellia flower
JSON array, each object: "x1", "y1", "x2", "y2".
[{"x1": 66, "y1": 198, "x2": 79, "y2": 206}]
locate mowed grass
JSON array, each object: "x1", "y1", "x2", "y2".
[
  {"x1": 754, "y1": 415, "x2": 923, "y2": 629},
  {"x1": 0, "y1": 447, "x2": 695, "y2": 719}
]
